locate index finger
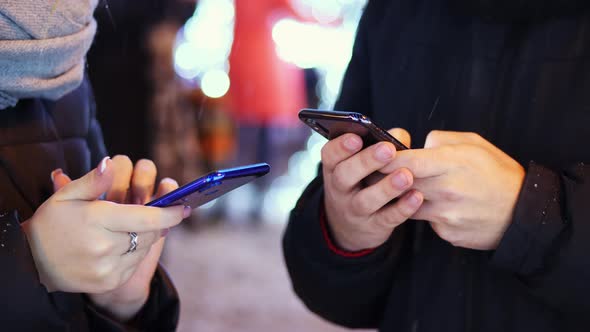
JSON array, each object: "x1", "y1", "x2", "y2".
[
  {"x1": 321, "y1": 133, "x2": 363, "y2": 173},
  {"x1": 380, "y1": 148, "x2": 452, "y2": 178},
  {"x1": 97, "y1": 201, "x2": 190, "y2": 233}
]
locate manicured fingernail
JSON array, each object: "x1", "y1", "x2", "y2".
[
  {"x1": 375, "y1": 144, "x2": 394, "y2": 162},
  {"x1": 407, "y1": 191, "x2": 422, "y2": 206},
  {"x1": 97, "y1": 156, "x2": 111, "y2": 175},
  {"x1": 392, "y1": 171, "x2": 409, "y2": 189},
  {"x1": 344, "y1": 136, "x2": 362, "y2": 151},
  {"x1": 183, "y1": 206, "x2": 192, "y2": 218},
  {"x1": 161, "y1": 228, "x2": 170, "y2": 237},
  {"x1": 50, "y1": 169, "x2": 63, "y2": 182}
]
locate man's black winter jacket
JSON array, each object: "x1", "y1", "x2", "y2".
[{"x1": 283, "y1": 1, "x2": 590, "y2": 331}]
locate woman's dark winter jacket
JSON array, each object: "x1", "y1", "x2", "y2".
[{"x1": 0, "y1": 78, "x2": 179, "y2": 331}]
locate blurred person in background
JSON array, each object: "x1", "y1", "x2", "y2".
[
  {"x1": 0, "y1": 1, "x2": 190, "y2": 330},
  {"x1": 284, "y1": 0, "x2": 590, "y2": 331},
  {"x1": 227, "y1": 0, "x2": 309, "y2": 222}
]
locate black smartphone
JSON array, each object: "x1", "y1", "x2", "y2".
[
  {"x1": 146, "y1": 163, "x2": 270, "y2": 208},
  {"x1": 298, "y1": 109, "x2": 408, "y2": 150}
]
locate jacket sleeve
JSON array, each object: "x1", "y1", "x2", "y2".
[
  {"x1": 491, "y1": 161, "x2": 590, "y2": 321},
  {"x1": 282, "y1": 175, "x2": 412, "y2": 329},
  {"x1": 0, "y1": 211, "x2": 73, "y2": 330}
]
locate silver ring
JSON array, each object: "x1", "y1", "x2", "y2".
[{"x1": 125, "y1": 232, "x2": 138, "y2": 254}]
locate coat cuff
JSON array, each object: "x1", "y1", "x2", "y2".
[
  {"x1": 491, "y1": 162, "x2": 566, "y2": 276},
  {"x1": 319, "y1": 202, "x2": 376, "y2": 258}
]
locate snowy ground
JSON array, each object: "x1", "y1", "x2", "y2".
[{"x1": 163, "y1": 222, "x2": 374, "y2": 332}]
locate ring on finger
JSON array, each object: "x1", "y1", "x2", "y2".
[{"x1": 124, "y1": 232, "x2": 138, "y2": 254}]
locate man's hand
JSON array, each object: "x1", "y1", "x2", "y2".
[
  {"x1": 382, "y1": 131, "x2": 525, "y2": 250},
  {"x1": 322, "y1": 128, "x2": 424, "y2": 252}
]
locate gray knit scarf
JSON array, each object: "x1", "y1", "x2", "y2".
[{"x1": 0, "y1": 0, "x2": 98, "y2": 109}]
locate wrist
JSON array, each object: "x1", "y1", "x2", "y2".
[
  {"x1": 20, "y1": 218, "x2": 57, "y2": 292},
  {"x1": 493, "y1": 165, "x2": 526, "y2": 249},
  {"x1": 322, "y1": 203, "x2": 377, "y2": 256},
  {"x1": 330, "y1": 224, "x2": 373, "y2": 252},
  {"x1": 88, "y1": 288, "x2": 150, "y2": 322}
]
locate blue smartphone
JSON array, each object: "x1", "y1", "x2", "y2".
[{"x1": 146, "y1": 163, "x2": 270, "y2": 208}]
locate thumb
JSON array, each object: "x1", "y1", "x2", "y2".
[
  {"x1": 53, "y1": 157, "x2": 114, "y2": 201},
  {"x1": 51, "y1": 169, "x2": 72, "y2": 192},
  {"x1": 389, "y1": 128, "x2": 411, "y2": 148}
]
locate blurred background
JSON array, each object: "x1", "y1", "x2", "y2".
[{"x1": 88, "y1": 0, "x2": 371, "y2": 331}]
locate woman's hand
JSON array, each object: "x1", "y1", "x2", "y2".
[{"x1": 22, "y1": 156, "x2": 190, "y2": 321}]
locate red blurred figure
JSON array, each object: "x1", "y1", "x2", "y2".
[{"x1": 228, "y1": 0, "x2": 306, "y2": 126}]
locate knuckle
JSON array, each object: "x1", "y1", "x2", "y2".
[
  {"x1": 358, "y1": 155, "x2": 372, "y2": 171},
  {"x1": 465, "y1": 132, "x2": 482, "y2": 142},
  {"x1": 445, "y1": 232, "x2": 463, "y2": 247},
  {"x1": 429, "y1": 222, "x2": 442, "y2": 235},
  {"x1": 440, "y1": 188, "x2": 462, "y2": 203},
  {"x1": 434, "y1": 210, "x2": 453, "y2": 225},
  {"x1": 414, "y1": 155, "x2": 431, "y2": 174},
  {"x1": 320, "y1": 143, "x2": 334, "y2": 165},
  {"x1": 88, "y1": 201, "x2": 108, "y2": 222},
  {"x1": 382, "y1": 204, "x2": 412, "y2": 226},
  {"x1": 378, "y1": 210, "x2": 405, "y2": 228},
  {"x1": 362, "y1": 148, "x2": 380, "y2": 168},
  {"x1": 425, "y1": 130, "x2": 443, "y2": 147},
  {"x1": 437, "y1": 144, "x2": 456, "y2": 158},
  {"x1": 331, "y1": 166, "x2": 350, "y2": 191},
  {"x1": 380, "y1": 179, "x2": 397, "y2": 198},
  {"x1": 445, "y1": 212, "x2": 462, "y2": 228},
  {"x1": 90, "y1": 239, "x2": 113, "y2": 257},
  {"x1": 462, "y1": 144, "x2": 484, "y2": 159},
  {"x1": 431, "y1": 223, "x2": 463, "y2": 247},
  {"x1": 101, "y1": 275, "x2": 120, "y2": 293},
  {"x1": 397, "y1": 201, "x2": 416, "y2": 219},
  {"x1": 351, "y1": 196, "x2": 371, "y2": 216},
  {"x1": 92, "y1": 261, "x2": 115, "y2": 286},
  {"x1": 433, "y1": 225, "x2": 455, "y2": 244}
]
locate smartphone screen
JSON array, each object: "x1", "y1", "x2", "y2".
[{"x1": 146, "y1": 163, "x2": 270, "y2": 208}]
